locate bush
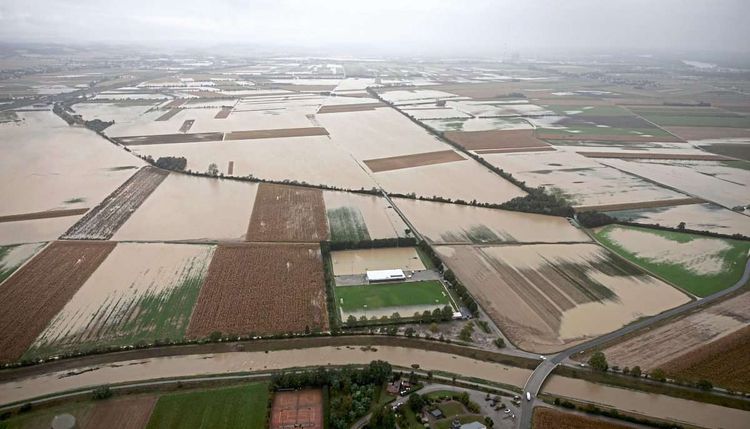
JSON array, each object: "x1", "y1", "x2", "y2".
[
  {"x1": 493, "y1": 337, "x2": 506, "y2": 348},
  {"x1": 92, "y1": 385, "x2": 113, "y2": 400}
]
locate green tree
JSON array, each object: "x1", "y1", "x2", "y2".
[
  {"x1": 405, "y1": 327, "x2": 415, "y2": 337},
  {"x1": 631, "y1": 366, "x2": 642, "y2": 377},
  {"x1": 493, "y1": 337, "x2": 505, "y2": 348},
  {"x1": 588, "y1": 351, "x2": 608, "y2": 372},
  {"x1": 696, "y1": 379, "x2": 713, "y2": 391},
  {"x1": 92, "y1": 386, "x2": 112, "y2": 400},
  {"x1": 347, "y1": 315, "x2": 357, "y2": 325},
  {"x1": 368, "y1": 404, "x2": 396, "y2": 429},
  {"x1": 650, "y1": 368, "x2": 667, "y2": 382},
  {"x1": 484, "y1": 416, "x2": 495, "y2": 428},
  {"x1": 391, "y1": 312, "x2": 401, "y2": 320},
  {"x1": 441, "y1": 305, "x2": 454, "y2": 321},
  {"x1": 206, "y1": 163, "x2": 219, "y2": 176},
  {"x1": 407, "y1": 393, "x2": 425, "y2": 412}
]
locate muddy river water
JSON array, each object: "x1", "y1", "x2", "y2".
[{"x1": 0, "y1": 346, "x2": 747, "y2": 428}]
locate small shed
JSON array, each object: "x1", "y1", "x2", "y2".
[
  {"x1": 366, "y1": 269, "x2": 405, "y2": 283},
  {"x1": 429, "y1": 408, "x2": 444, "y2": 419}
]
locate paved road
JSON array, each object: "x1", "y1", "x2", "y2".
[{"x1": 518, "y1": 258, "x2": 750, "y2": 429}]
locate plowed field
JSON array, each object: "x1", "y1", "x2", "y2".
[
  {"x1": 364, "y1": 150, "x2": 465, "y2": 172},
  {"x1": 62, "y1": 166, "x2": 168, "y2": 240},
  {"x1": 0, "y1": 241, "x2": 116, "y2": 363},
  {"x1": 533, "y1": 407, "x2": 631, "y2": 429},
  {"x1": 246, "y1": 183, "x2": 328, "y2": 242},
  {"x1": 187, "y1": 243, "x2": 328, "y2": 337}
]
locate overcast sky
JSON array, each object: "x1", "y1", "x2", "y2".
[{"x1": 1, "y1": 0, "x2": 748, "y2": 56}]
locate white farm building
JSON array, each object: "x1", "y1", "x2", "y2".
[{"x1": 366, "y1": 269, "x2": 406, "y2": 283}]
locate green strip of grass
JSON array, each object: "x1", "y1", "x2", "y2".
[
  {"x1": 146, "y1": 382, "x2": 269, "y2": 429},
  {"x1": 594, "y1": 225, "x2": 750, "y2": 297},
  {"x1": 336, "y1": 280, "x2": 451, "y2": 312}
]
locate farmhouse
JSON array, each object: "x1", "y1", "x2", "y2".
[{"x1": 366, "y1": 269, "x2": 406, "y2": 283}]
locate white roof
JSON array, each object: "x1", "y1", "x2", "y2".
[
  {"x1": 366, "y1": 269, "x2": 405, "y2": 281},
  {"x1": 461, "y1": 422, "x2": 487, "y2": 429}
]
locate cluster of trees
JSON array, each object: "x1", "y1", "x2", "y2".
[
  {"x1": 459, "y1": 321, "x2": 475, "y2": 342},
  {"x1": 499, "y1": 188, "x2": 574, "y2": 217},
  {"x1": 84, "y1": 118, "x2": 114, "y2": 132},
  {"x1": 148, "y1": 156, "x2": 187, "y2": 171},
  {"x1": 271, "y1": 361, "x2": 393, "y2": 429},
  {"x1": 576, "y1": 211, "x2": 616, "y2": 228},
  {"x1": 443, "y1": 269, "x2": 479, "y2": 316},
  {"x1": 326, "y1": 237, "x2": 417, "y2": 252}
]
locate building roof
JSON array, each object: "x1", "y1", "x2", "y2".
[
  {"x1": 366, "y1": 269, "x2": 405, "y2": 282},
  {"x1": 429, "y1": 408, "x2": 444, "y2": 417},
  {"x1": 460, "y1": 422, "x2": 487, "y2": 429}
]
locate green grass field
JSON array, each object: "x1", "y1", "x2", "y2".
[
  {"x1": 594, "y1": 225, "x2": 750, "y2": 297},
  {"x1": 327, "y1": 206, "x2": 371, "y2": 242},
  {"x1": 146, "y1": 383, "x2": 269, "y2": 429},
  {"x1": 336, "y1": 280, "x2": 452, "y2": 313}
]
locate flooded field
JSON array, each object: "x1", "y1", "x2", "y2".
[
  {"x1": 435, "y1": 243, "x2": 688, "y2": 352},
  {"x1": 0, "y1": 242, "x2": 45, "y2": 283},
  {"x1": 113, "y1": 174, "x2": 258, "y2": 242},
  {"x1": 0, "y1": 111, "x2": 143, "y2": 217},
  {"x1": 318, "y1": 107, "x2": 453, "y2": 160},
  {"x1": 323, "y1": 191, "x2": 408, "y2": 241},
  {"x1": 376, "y1": 161, "x2": 526, "y2": 204},
  {"x1": 601, "y1": 290, "x2": 750, "y2": 371},
  {"x1": 484, "y1": 151, "x2": 688, "y2": 208},
  {"x1": 607, "y1": 203, "x2": 750, "y2": 237},
  {"x1": 129, "y1": 136, "x2": 376, "y2": 189},
  {"x1": 394, "y1": 198, "x2": 590, "y2": 244},
  {"x1": 595, "y1": 225, "x2": 750, "y2": 296},
  {"x1": 599, "y1": 158, "x2": 749, "y2": 209},
  {"x1": 330, "y1": 247, "x2": 426, "y2": 276},
  {"x1": 26, "y1": 243, "x2": 215, "y2": 359},
  {"x1": 0, "y1": 216, "x2": 82, "y2": 246}
]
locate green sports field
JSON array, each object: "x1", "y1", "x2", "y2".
[
  {"x1": 145, "y1": 382, "x2": 269, "y2": 429},
  {"x1": 336, "y1": 280, "x2": 452, "y2": 313}
]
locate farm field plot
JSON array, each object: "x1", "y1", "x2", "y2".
[
  {"x1": 606, "y1": 202, "x2": 750, "y2": 237},
  {"x1": 364, "y1": 150, "x2": 466, "y2": 172},
  {"x1": 376, "y1": 160, "x2": 526, "y2": 205},
  {"x1": 444, "y1": 129, "x2": 552, "y2": 152},
  {"x1": 598, "y1": 158, "x2": 749, "y2": 209},
  {"x1": 114, "y1": 132, "x2": 225, "y2": 145},
  {"x1": 0, "y1": 111, "x2": 144, "y2": 217},
  {"x1": 86, "y1": 395, "x2": 157, "y2": 429},
  {"x1": 594, "y1": 225, "x2": 750, "y2": 297},
  {"x1": 663, "y1": 325, "x2": 750, "y2": 392},
  {"x1": 483, "y1": 152, "x2": 689, "y2": 209},
  {"x1": 331, "y1": 247, "x2": 426, "y2": 276},
  {"x1": 0, "y1": 208, "x2": 89, "y2": 223},
  {"x1": 62, "y1": 166, "x2": 168, "y2": 240},
  {"x1": 578, "y1": 151, "x2": 729, "y2": 161},
  {"x1": 318, "y1": 102, "x2": 385, "y2": 113},
  {"x1": 699, "y1": 142, "x2": 750, "y2": 161},
  {"x1": 270, "y1": 389, "x2": 323, "y2": 429},
  {"x1": 186, "y1": 243, "x2": 328, "y2": 337},
  {"x1": 0, "y1": 242, "x2": 45, "y2": 284},
  {"x1": 0, "y1": 241, "x2": 115, "y2": 363},
  {"x1": 0, "y1": 216, "x2": 83, "y2": 246},
  {"x1": 317, "y1": 107, "x2": 453, "y2": 160},
  {"x1": 601, "y1": 290, "x2": 750, "y2": 380},
  {"x1": 434, "y1": 243, "x2": 688, "y2": 352},
  {"x1": 423, "y1": 116, "x2": 532, "y2": 133},
  {"x1": 246, "y1": 183, "x2": 328, "y2": 242},
  {"x1": 323, "y1": 191, "x2": 409, "y2": 241},
  {"x1": 665, "y1": 126, "x2": 750, "y2": 141},
  {"x1": 224, "y1": 126, "x2": 329, "y2": 140},
  {"x1": 336, "y1": 281, "x2": 453, "y2": 320},
  {"x1": 113, "y1": 174, "x2": 258, "y2": 242},
  {"x1": 395, "y1": 198, "x2": 590, "y2": 244},
  {"x1": 129, "y1": 136, "x2": 376, "y2": 189},
  {"x1": 532, "y1": 407, "x2": 631, "y2": 429},
  {"x1": 628, "y1": 106, "x2": 750, "y2": 128},
  {"x1": 25, "y1": 243, "x2": 215, "y2": 360},
  {"x1": 148, "y1": 383, "x2": 269, "y2": 429}
]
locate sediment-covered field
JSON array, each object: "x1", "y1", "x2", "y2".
[
  {"x1": 0, "y1": 241, "x2": 116, "y2": 363},
  {"x1": 62, "y1": 166, "x2": 168, "y2": 240},
  {"x1": 323, "y1": 191, "x2": 408, "y2": 241},
  {"x1": 331, "y1": 247, "x2": 426, "y2": 276},
  {"x1": 444, "y1": 129, "x2": 552, "y2": 152},
  {"x1": 187, "y1": 243, "x2": 328, "y2": 337},
  {"x1": 435, "y1": 243, "x2": 688, "y2": 352},
  {"x1": 395, "y1": 198, "x2": 590, "y2": 244},
  {"x1": 606, "y1": 202, "x2": 750, "y2": 237},
  {"x1": 26, "y1": 243, "x2": 215, "y2": 359},
  {"x1": 246, "y1": 183, "x2": 328, "y2": 242}
]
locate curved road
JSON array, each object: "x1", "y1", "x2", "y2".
[{"x1": 519, "y1": 258, "x2": 750, "y2": 429}]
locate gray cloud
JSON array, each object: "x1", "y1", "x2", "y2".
[{"x1": 1, "y1": 0, "x2": 748, "y2": 55}]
